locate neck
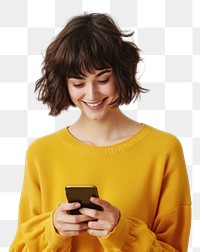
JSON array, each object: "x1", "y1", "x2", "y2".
[{"x1": 68, "y1": 108, "x2": 140, "y2": 146}]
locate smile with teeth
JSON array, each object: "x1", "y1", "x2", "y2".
[{"x1": 84, "y1": 99, "x2": 105, "y2": 107}]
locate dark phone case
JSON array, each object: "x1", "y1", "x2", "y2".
[{"x1": 65, "y1": 185, "x2": 103, "y2": 215}]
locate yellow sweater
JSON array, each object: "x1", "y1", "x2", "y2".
[{"x1": 10, "y1": 124, "x2": 191, "y2": 252}]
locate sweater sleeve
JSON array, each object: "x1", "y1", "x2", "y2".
[
  {"x1": 9, "y1": 145, "x2": 72, "y2": 252},
  {"x1": 98, "y1": 138, "x2": 191, "y2": 252}
]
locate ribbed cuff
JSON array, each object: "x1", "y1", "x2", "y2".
[
  {"x1": 98, "y1": 215, "x2": 130, "y2": 250},
  {"x1": 45, "y1": 212, "x2": 72, "y2": 250}
]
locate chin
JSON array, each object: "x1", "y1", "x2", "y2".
[{"x1": 84, "y1": 111, "x2": 107, "y2": 121}]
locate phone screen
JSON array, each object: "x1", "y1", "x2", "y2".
[{"x1": 65, "y1": 185, "x2": 103, "y2": 215}]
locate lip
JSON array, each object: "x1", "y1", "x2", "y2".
[{"x1": 81, "y1": 98, "x2": 107, "y2": 110}]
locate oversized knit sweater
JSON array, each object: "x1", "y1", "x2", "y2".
[{"x1": 10, "y1": 124, "x2": 191, "y2": 252}]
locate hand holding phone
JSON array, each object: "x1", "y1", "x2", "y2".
[
  {"x1": 54, "y1": 186, "x2": 120, "y2": 238},
  {"x1": 65, "y1": 185, "x2": 103, "y2": 215},
  {"x1": 53, "y1": 201, "x2": 95, "y2": 237}
]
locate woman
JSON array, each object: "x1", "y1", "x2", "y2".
[{"x1": 10, "y1": 13, "x2": 191, "y2": 251}]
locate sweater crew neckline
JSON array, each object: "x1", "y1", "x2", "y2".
[{"x1": 60, "y1": 124, "x2": 151, "y2": 156}]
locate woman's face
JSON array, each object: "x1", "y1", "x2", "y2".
[{"x1": 67, "y1": 68, "x2": 118, "y2": 121}]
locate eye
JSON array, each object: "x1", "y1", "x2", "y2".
[
  {"x1": 73, "y1": 83, "x2": 84, "y2": 88},
  {"x1": 98, "y1": 78, "x2": 109, "y2": 84}
]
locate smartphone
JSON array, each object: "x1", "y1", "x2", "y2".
[{"x1": 65, "y1": 185, "x2": 103, "y2": 215}]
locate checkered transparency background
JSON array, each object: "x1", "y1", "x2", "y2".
[{"x1": 0, "y1": 0, "x2": 199, "y2": 251}]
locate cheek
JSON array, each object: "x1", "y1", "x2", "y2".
[
  {"x1": 67, "y1": 85, "x2": 79, "y2": 101},
  {"x1": 107, "y1": 81, "x2": 118, "y2": 96}
]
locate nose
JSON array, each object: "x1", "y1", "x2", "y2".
[{"x1": 87, "y1": 83, "x2": 98, "y2": 101}]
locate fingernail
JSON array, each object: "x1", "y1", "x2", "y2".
[{"x1": 74, "y1": 203, "x2": 81, "y2": 208}]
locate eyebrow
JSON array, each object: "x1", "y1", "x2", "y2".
[
  {"x1": 96, "y1": 69, "x2": 111, "y2": 77},
  {"x1": 68, "y1": 69, "x2": 111, "y2": 79}
]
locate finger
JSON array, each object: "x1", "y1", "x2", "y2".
[
  {"x1": 79, "y1": 208, "x2": 102, "y2": 219},
  {"x1": 88, "y1": 220, "x2": 113, "y2": 232},
  {"x1": 87, "y1": 228, "x2": 109, "y2": 238},
  {"x1": 90, "y1": 197, "x2": 111, "y2": 210},
  {"x1": 55, "y1": 211, "x2": 95, "y2": 225},
  {"x1": 59, "y1": 229, "x2": 86, "y2": 237},
  {"x1": 88, "y1": 219, "x2": 112, "y2": 231},
  {"x1": 65, "y1": 214, "x2": 95, "y2": 224},
  {"x1": 60, "y1": 202, "x2": 81, "y2": 212},
  {"x1": 57, "y1": 221, "x2": 89, "y2": 233}
]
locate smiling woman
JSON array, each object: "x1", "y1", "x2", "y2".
[
  {"x1": 10, "y1": 12, "x2": 191, "y2": 252},
  {"x1": 34, "y1": 13, "x2": 147, "y2": 116},
  {"x1": 67, "y1": 68, "x2": 118, "y2": 122}
]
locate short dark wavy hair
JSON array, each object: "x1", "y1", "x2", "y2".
[{"x1": 35, "y1": 13, "x2": 148, "y2": 116}]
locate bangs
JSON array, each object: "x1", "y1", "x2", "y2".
[
  {"x1": 35, "y1": 13, "x2": 146, "y2": 116},
  {"x1": 66, "y1": 30, "x2": 118, "y2": 78}
]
